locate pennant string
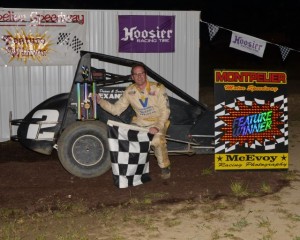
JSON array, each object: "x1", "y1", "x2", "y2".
[
  {"x1": 200, "y1": 20, "x2": 300, "y2": 60},
  {"x1": 208, "y1": 23, "x2": 219, "y2": 40},
  {"x1": 279, "y1": 45, "x2": 291, "y2": 61}
]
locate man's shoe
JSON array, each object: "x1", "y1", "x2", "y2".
[{"x1": 161, "y1": 166, "x2": 171, "y2": 179}]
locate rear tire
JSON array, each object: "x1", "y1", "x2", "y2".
[{"x1": 57, "y1": 121, "x2": 111, "y2": 178}]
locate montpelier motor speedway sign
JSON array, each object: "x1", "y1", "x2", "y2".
[{"x1": 214, "y1": 70, "x2": 288, "y2": 170}]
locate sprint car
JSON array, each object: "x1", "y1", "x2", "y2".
[{"x1": 10, "y1": 51, "x2": 214, "y2": 178}]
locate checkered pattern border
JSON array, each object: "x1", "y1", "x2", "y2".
[{"x1": 215, "y1": 96, "x2": 288, "y2": 153}]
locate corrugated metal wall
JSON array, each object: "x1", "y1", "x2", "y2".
[{"x1": 0, "y1": 9, "x2": 200, "y2": 142}]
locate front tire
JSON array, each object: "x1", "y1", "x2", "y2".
[{"x1": 57, "y1": 121, "x2": 111, "y2": 178}]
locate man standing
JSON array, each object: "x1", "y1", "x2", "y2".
[{"x1": 96, "y1": 64, "x2": 171, "y2": 179}]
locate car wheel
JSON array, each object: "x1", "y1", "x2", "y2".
[{"x1": 57, "y1": 121, "x2": 111, "y2": 178}]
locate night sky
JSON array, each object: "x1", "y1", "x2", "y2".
[
  {"x1": 1, "y1": 0, "x2": 300, "y2": 49},
  {"x1": 1, "y1": 0, "x2": 300, "y2": 87}
]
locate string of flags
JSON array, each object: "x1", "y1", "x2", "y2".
[
  {"x1": 279, "y1": 46, "x2": 291, "y2": 61},
  {"x1": 208, "y1": 23, "x2": 219, "y2": 41},
  {"x1": 201, "y1": 20, "x2": 295, "y2": 62}
]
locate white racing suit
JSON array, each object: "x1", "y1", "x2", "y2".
[{"x1": 98, "y1": 81, "x2": 171, "y2": 169}]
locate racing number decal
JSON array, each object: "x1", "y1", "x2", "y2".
[{"x1": 27, "y1": 110, "x2": 59, "y2": 140}]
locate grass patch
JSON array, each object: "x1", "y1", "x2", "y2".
[
  {"x1": 260, "y1": 182, "x2": 272, "y2": 194},
  {"x1": 124, "y1": 192, "x2": 169, "y2": 207},
  {"x1": 282, "y1": 171, "x2": 299, "y2": 181},
  {"x1": 201, "y1": 166, "x2": 214, "y2": 176},
  {"x1": 1, "y1": 222, "x2": 22, "y2": 240},
  {"x1": 277, "y1": 208, "x2": 300, "y2": 222},
  {"x1": 257, "y1": 216, "x2": 271, "y2": 228},
  {"x1": 173, "y1": 202, "x2": 197, "y2": 215},
  {"x1": 134, "y1": 215, "x2": 155, "y2": 228},
  {"x1": 0, "y1": 208, "x2": 24, "y2": 220},
  {"x1": 229, "y1": 217, "x2": 250, "y2": 232},
  {"x1": 230, "y1": 181, "x2": 249, "y2": 198},
  {"x1": 201, "y1": 201, "x2": 229, "y2": 214},
  {"x1": 164, "y1": 217, "x2": 181, "y2": 227}
]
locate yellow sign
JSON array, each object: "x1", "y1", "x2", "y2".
[
  {"x1": 214, "y1": 69, "x2": 288, "y2": 170},
  {"x1": 215, "y1": 153, "x2": 288, "y2": 170}
]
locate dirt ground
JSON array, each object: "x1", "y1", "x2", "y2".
[
  {"x1": 0, "y1": 140, "x2": 289, "y2": 213},
  {"x1": 1, "y1": 140, "x2": 298, "y2": 240},
  {"x1": 0, "y1": 86, "x2": 295, "y2": 214},
  {"x1": 1, "y1": 86, "x2": 299, "y2": 239}
]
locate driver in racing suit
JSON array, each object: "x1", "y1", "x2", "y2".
[{"x1": 96, "y1": 64, "x2": 171, "y2": 179}]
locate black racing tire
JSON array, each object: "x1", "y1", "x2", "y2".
[{"x1": 57, "y1": 121, "x2": 111, "y2": 178}]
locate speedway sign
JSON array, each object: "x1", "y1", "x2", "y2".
[
  {"x1": 214, "y1": 70, "x2": 288, "y2": 170},
  {"x1": 0, "y1": 9, "x2": 86, "y2": 66}
]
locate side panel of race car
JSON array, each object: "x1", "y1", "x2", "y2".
[{"x1": 15, "y1": 93, "x2": 69, "y2": 155}]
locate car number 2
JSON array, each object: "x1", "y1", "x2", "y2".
[{"x1": 27, "y1": 109, "x2": 59, "y2": 140}]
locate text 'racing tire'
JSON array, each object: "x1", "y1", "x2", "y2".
[{"x1": 57, "y1": 121, "x2": 111, "y2": 178}]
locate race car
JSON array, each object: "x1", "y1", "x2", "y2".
[{"x1": 10, "y1": 51, "x2": 214, "y2": 178}]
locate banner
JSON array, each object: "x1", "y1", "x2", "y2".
[
  {"x1": 214, "y1": 70, "x2": 288, "y2": 170},
  {"x1": 118, "y1": 15, "x2": 175, "y2": 53},
  {"x1": 230, "y1": 31, "x2": 266, "y2": 58},
  {"x1": 0, "y1": 9, "x2": 87, "y2": 66}
]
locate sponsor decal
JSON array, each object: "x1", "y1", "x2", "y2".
[
  {"x1": 139, "y1": 97, "x2": 149, "y2": 108},
  {"x1": 99, "y1": 88, "x2": 124, "y2": 100}
]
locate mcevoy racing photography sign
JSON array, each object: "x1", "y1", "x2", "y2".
[
  {"x1": 118, "y1": 15, "x2": 175, "y2": 53},
  {"x1": 0, "y1": 9, "x2": 86, "y2": 66},
  {"x1": 214, "y1": 70, "x2": 288, "y2": 170}
]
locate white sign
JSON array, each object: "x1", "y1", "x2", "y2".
[
  {"x1": 0, "y1": 9, "x2": 87, "y2": 66},
  {"x1": 230, "y1": 31, "x2": 266, "y2": 58}
]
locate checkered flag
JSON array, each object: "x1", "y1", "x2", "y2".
[
  {"x1": 107, "y1": 120, "x2": 154, "y2": 188},
  {"x1": 70, "y1": 36, "x2": 84, "y2": 53},
  {"x1": 57, "y1": 33, "x2": 71, "y2": 45},
  {"x1": 56, "y1": 33, "x2": 84, "y2": 53},
  {"x1": 208, "y1": 23, "x2": 219, "y2": 41},
  {"x1": 279, "y1": 45, "x2": 291, "y2": 61}
]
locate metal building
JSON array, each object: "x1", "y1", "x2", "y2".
[{"x1": 0, "y1": 9, "x2": 200, "y2": 141}]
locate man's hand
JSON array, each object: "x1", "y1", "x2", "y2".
[
  {"x1": 94, "y1": 93, "x2": 101, "y2": 104},
  {"x1": 149, "y1": 127, "x2": 159, "y2": 135}
]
